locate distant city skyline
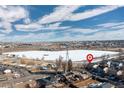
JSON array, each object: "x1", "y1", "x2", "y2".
[{"x1": 0, "y1": 5, "x2": 124, "y2": 42}]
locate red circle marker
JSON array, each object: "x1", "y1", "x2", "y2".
[{"x1": 86, "y1": 54, "x2": 94, "y2": 63}]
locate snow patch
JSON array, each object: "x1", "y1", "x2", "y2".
[{"x1": 4, "y1": 50, "x2": 118, "y2": 62}]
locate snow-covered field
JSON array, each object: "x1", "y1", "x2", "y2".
[{"x1": 4, "y1": 50, "x2": 118, "y2": 62}]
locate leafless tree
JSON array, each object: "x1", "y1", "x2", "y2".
[
  {"x1": 62, "y1": 61, "x2": 66, "y2": 73},
  {"x1": 54, "y1": 56, "x2": 63, "y2": 73},
  {"x1": 58, "y1": 56, "x2": 63, "y2": 68},
  {"x1": 67, "y1": 59, "x2": 73, "y2": 72}
]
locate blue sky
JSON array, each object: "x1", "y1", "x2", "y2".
[{"x1": 0, "y1": 5, "x2": 124, "y2": 42}]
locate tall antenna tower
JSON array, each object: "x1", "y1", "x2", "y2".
[{"x1": 1, "y1": 42, "x2": 4, "y2": 55}]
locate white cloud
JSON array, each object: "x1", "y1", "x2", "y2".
[
  {"x1": 112, "y1": 25, "x2": 124, "y2": 29},
  {"x1": 2, "y1": 27, "x2": 124, "y2": 42},
  {"x1": 1, "y1": 5, "x2": 124, "y2": 42},
  {"x1": 69, "y1": 6, "x2": 121, "y2": 21},
  {"x1": 0, "y1": 6, "x2": 29, "y2": 33},
  {"x1": 15, "y1": 5, "x2": 80, "y2": 32},
  {"x1": 15, "y1": 23, "x2": 43, "y2": 32},
  {"x1": 65, "y1": 28, "x2": 99, "y2": 34},
  {"x1": 15, "y1": 5, "x2": 122, "y2": 33},
  {"x1": 82, "y1": 29, "x2": 124, "y2": 41},
  {"x1": 38, "y1": 5, "x2": 121, "y2": 25},
  {"x1": 42, "y1": 22, "x2": 70, "y2": 30},
  {"x1": 51, "y1": 29, "x2": 124, "y2": 41},
  {"x1": 97, "y1": 22, "x2": 124, "y2": 27},
  {"x1": 38, "y1": 5, "x2": 81, "y2": 24},
  {"x1": 15, "y1": 21, "x2": 124, "y2": 41},
  {"x1": 0, "y1": 33, "x2": 6, "y2": 41},
  {"x1": 24, "y1": 18, "x2": 31, "y2": 24},
  {"x1": 0, "y1": 21, "x2": 12, "y2": 33},
  {"x1": 0, "y1": 6, "x2": 28, "y2": 22},
  {"x1": 97, "y1": 22, "x2": 124, "y2": 31},
  {"x1": 2, "y1": 32, "x2": 55, "y2": 42},
  {"x1": 15, "y1": 22, "x2": 70, "y2": 32}
]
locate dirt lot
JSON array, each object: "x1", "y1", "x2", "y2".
[{"x1": 73, "y1": 78, "x2": 98, "y2": 88}]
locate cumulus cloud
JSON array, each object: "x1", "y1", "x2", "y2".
[
  {"x1": 0, "y1": 21, "x2": 12, "y2": 33},
  {"x1": 0, "y1": 6, "x2": 28, "y2": 22},
  {"x1": 0, "y1": 5, "x2": 29, "y2": 33}
]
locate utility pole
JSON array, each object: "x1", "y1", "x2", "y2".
[
  {"x1": 1, "y1": 42, "x2": 3, "y2": 55},
  {"x1": 65, "y1": 44, "x2": 69, "y2": 73},
  {"x1": 0, "y1": 42, "x2": 4, "y2": 63}
]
